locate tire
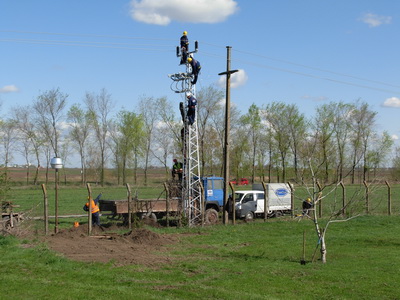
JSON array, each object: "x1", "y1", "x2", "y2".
[
  {"x1": 205, "y1": 208, "x2": 219, "y2": 225},
  {"x1": 141, "y1": 212, "x2": 157, "y2": 222},
  {"x1": 274, "y1": 211, "x2": 283, "y2": 218},
  {"x1": 149, "y1": 213, "x2": 157, "y2": 222},
  {"x1": 245, "y1": 211, "x2": 254, "y2": 222},
  {"x1": 2, "y1": 216, "x2": 12, "y2": 231}
]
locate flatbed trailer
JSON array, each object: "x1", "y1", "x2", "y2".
[{"x1": 99, "y1": 198, "x2": 182, "y2": 222}]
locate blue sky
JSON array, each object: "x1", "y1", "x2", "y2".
[{"x1": 1, "y1": 0, "x2": 400, "y2": 152}]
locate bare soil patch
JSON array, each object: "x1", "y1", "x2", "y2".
[{"x1": 44, "y1": 224, "x2": 179, "y2": 267}]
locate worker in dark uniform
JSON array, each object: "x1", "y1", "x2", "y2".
[
  {"x1": 180, "y1": 31, "x2": 189, "y2": 64},
  {"x1": 186, "y1": 92, "x2": 197, "y2": 125},
  {"x1": 172, "y1": 159, "x2": 183, "y2": 180},
  {"x1": 83, "y1": 193, "x2": 102, "y2": 226},
  {"x1": 188, "y1": 56, "x2": 201, "y2": 85},
  {"x1": 302, "y1": 197, "x2": 313, "y2": 216}
]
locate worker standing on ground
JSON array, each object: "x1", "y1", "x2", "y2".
[
  {"x1": 302, "y1": 197, "x2": 313, "y2": 216},
  {"x1": 188, "y1": 56, "x2": 201, "y2": 84},
  {"x1": 186, "y1": 92, "x2": 197, "y2": 125},
  {"x1": 83, "y1": 193, "x2": 102, "y2": 226},
  {"x1": 172, "y1": 159, "x2": 183, "y2": 180},
  {"x1": 180, "y1": 31, "x2": 189, "y2": 64}
]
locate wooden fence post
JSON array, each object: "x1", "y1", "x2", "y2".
[
  {"x1": 86, "y1": 183, "x2": 92, "y2": 235},
  {"x1": 41, "y1": 184, "x2": 48, "y2": 235},
  {"x1": 363, "y1": 181, "x2": 369, "y2": 214},
  {"x1": 229, "y1": 182, "x2": 235, "y2": 225},
  {"x1": 262, "y1": 181, "x2": 268, "y2": 222},
  {"x1": 200, "y1": 181, "x2": 205, "y2": 226},
  {"x1": 340, "y1": 181, "x2": 346, "y2": 216},
  {"x1": 126, "y1": 183, "x2": 132, "y2": 230},
  {"x1": 385, "y1": 181, "x2": 391, "y2": 216},
  {"x1": 163, "y1": 182, "x2": 170, "y2": 227},
  {"x1": 287, "y1": 182, "x2": 294, "y2": 218}
]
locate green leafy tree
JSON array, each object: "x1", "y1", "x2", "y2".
[
  {"x1": 85, "y1": 89, "x2": 114, "y2": 186},
  {"x1": 349, "y1": 101, "x2": 377, "y2": 183},
  {"x1": 33, "y1": 88, "x2": 67, "y2": 158},
  {"x1": 262, "y1": 102, "x2": 292, "y2": 182},
  {"x1": 240, "y1": 104, "x2": 261, "y2": 183},
  {"x1": 138, "y1": 96, "x2": 159, "y2": 186},
  {"x1": 312, "y1": 103, "x2": 335, "y2": 182},
  {"x1": 196, "y1": 85, "x2": 224, "y2": 172},
  {"x1": 116, "y1": 110, "x2": 145, "y2": 185},
  {"x1": 67, "y1": 104, "x2": 92, "y2": 184}
]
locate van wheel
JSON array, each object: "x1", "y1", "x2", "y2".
[
  {"x1": 245, "y1": 211, "x2": 254, "y2": 222},
  {"x1": 274, "y1": 211, "x2": 283, "y2": 218},
  {"x1": 205, "y1": 209, "x2": 219, "y2": 225}
]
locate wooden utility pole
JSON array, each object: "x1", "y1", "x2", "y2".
[
  {"x1": 41, "y1": 184, "x2": 49, "y2": 235},
  {"x1": 218, "y1": 46, "x2": 238, "y2": 225}
]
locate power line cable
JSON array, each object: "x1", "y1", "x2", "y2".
[
  {"x1": 200, "y1": 51, "x2": 400, "y2": 95},
  {"x1": 2, "y1": 29, "x2": 399, "y2": 94},
  {"x1": 0, "y1": 29, "x2": 175, "y2": 42},
  {"x1": 0, "y1": 38, "x2": 174, "y2": 52},
  {"x1": 233, "y1": 49, "x2": 400, "y2": 89}
]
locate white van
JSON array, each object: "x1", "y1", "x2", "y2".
[{"x1": 234, "y1": 183, "x2": 291, "y2": 220}]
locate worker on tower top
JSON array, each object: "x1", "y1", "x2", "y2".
[
  {"x1": 180, "y1": 31, "x2": 189, "y2": 64},
  {"x1": 188, "y1": 56, "x2": 201, "y2": 85}
]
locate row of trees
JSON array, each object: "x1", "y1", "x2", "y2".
[{"x1": 0, "y1": 86, "x2": 398, "y2": 186}]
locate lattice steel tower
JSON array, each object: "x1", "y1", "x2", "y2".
[{"x1": 168, "y1": 39, "x2": 202, "y2": 226}]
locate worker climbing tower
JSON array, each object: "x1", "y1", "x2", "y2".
[{"x1": 168, "y1": 33, "x2": 202, "y2": 226}]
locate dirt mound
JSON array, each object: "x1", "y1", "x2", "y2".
[{"x1": 45, "y1": 224, "x2": 178, "y2": 266}]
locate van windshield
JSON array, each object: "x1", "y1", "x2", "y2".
[{"x1": 234, "y1": 193, "x2": 244, "y2": 202}]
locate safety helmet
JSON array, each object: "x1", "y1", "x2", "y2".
[
  {"x1": 187, "y1": 57, "x2": 192, "y2": 63},
  {"x1": 186, "y1": 92, "x2": 192, "y2": 98},
  {"x1": 173, "y1": 159, "x2": 177, "y2": 162},
  {"x1": 306, "y1": 197, "x2": 312, "y2": 203},
  {"x1": 183, "y1": 31, "x2": 187, "y2": 35}
]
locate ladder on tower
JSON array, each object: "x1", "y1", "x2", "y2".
[{"x1": 182, "y1": 110, "x2": 202, "y2": 226}]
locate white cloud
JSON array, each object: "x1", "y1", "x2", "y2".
[
  {"x1": 130, "y1": 0, "x2": 238, "y2": 25},
  {"x1": 392, "y1": 134, "x2": 399, "y2": 141},
  {"x1": 382, "y1": 97, "x2": 400, "y2": 108},
  {"x1": 217, "y1": 69, "x2": 248, "y2": 89},
  {"x1": 0, "y1": 85, "x2": 19, "y2": 93},
  {"x1": 359, "y1": 13, "x2": 392, "y2": 28}
]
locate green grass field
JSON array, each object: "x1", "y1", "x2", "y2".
[
  {"x1": 2, "y1": 180, "x2": 400, "y2": 299},
  {"x1": 1, "y1": 215, "x2": 400, "y2": 299}
]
